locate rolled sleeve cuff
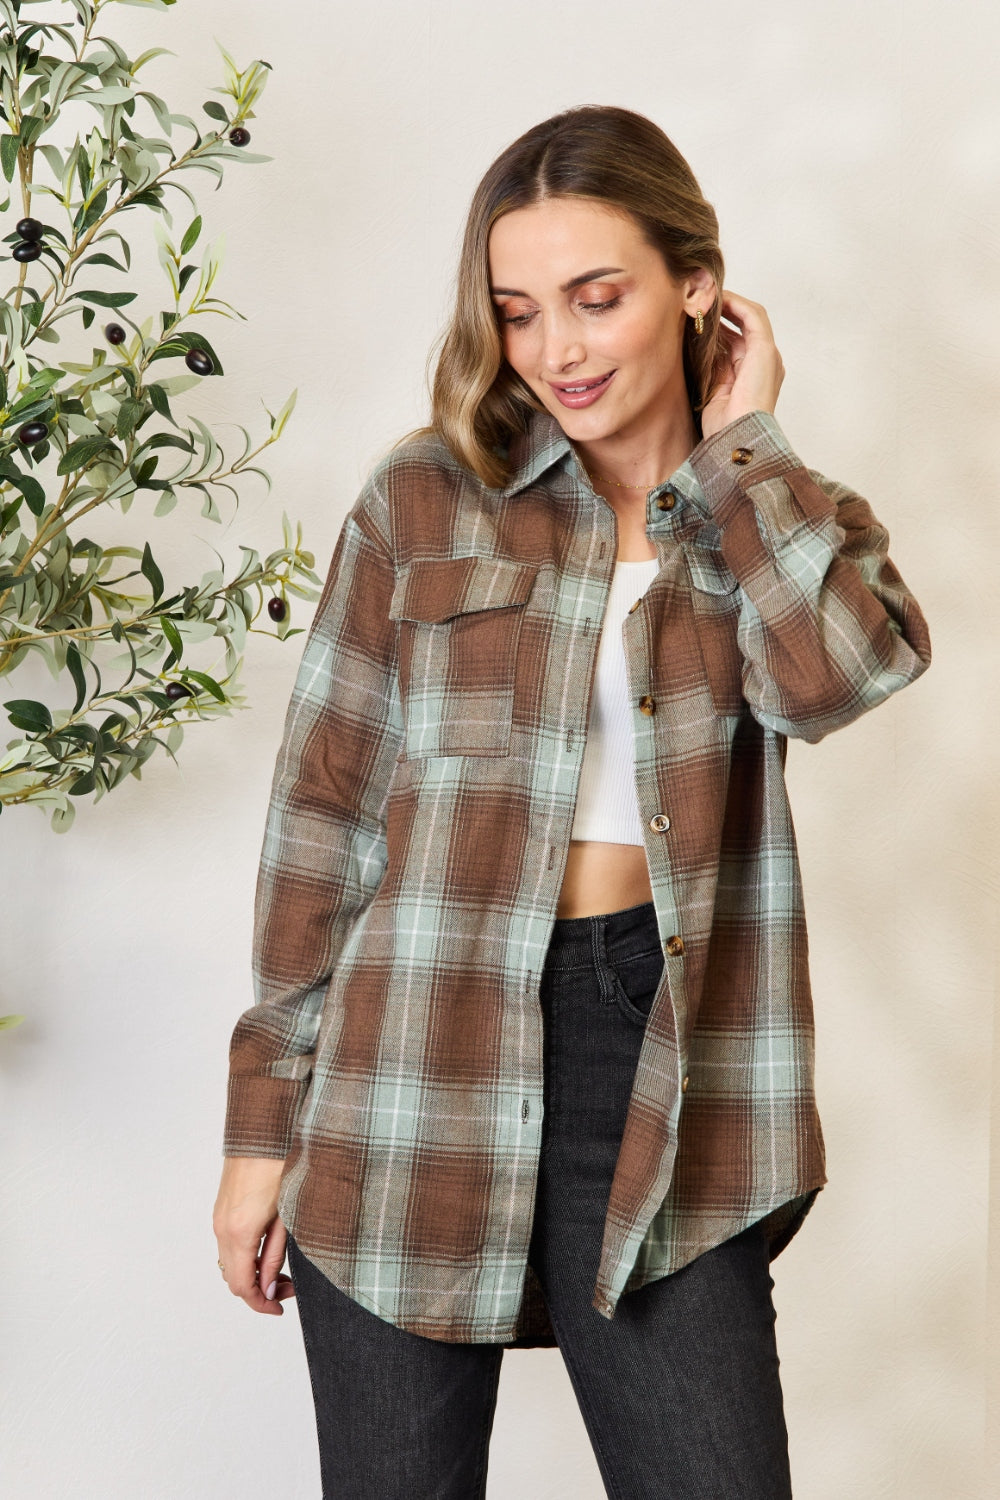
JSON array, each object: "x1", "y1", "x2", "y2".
[
  {"x1": 689, "y1": 410, "x2": 834, "y2": 535},
  {"x1": 222, "y1": 1073, "x2": 308, "y2": 1159}
]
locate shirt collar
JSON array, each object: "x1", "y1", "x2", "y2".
[{"x1": 491, "y1": 404, "x2": 711, "y2": 522}]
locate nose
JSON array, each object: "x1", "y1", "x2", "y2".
[{"x1": 540, "y1": 308, "x2": 587, "y2": 374}]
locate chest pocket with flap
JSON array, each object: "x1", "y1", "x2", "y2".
[
  {"x1": 686, "y1": 536, "x2": 746, "y2": 717},
  {"x1": 388, "y1": 555, "x2": 539, "y2": 757}
]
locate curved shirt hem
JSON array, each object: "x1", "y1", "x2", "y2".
[{"x1": 282, "y1": 1177, "x2": 828, "y2": 1346}]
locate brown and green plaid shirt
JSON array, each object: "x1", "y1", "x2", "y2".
[{"x1": 223, "y1": 406, "x2": 932, "y2": 1347}]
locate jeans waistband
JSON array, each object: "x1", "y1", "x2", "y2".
[{"x1": 544, "y1": 899, "x2": 659, "y2": 970}]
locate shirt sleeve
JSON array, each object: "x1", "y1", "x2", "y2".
[
  {"x1": 222, "y1": 471, "x2": 403, "y2": 1158},
  {"x1": 686, "y1": 409, "x2": 933, "y2": 743}
]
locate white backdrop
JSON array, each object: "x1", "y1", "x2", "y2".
[{"x1": 2, "y1": 2, "x2": 997, "y2": 1497}]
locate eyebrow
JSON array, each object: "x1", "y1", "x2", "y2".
[{"x1": 489, "y1": 266, "x2": 626, "y2": 297}]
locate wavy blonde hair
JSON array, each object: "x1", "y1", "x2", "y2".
[{"x1": 393, "y1": 104, "x2": 727, "y2": 490}]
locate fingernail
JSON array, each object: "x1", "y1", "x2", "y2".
[{"x1": 265, "y1": 1280, "x2": 277, "y2": 1300}]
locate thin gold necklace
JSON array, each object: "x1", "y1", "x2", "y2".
[{"x1": 583, "y1": 465, "x2": 668, "y2": 492}]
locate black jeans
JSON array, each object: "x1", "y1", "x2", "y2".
[{"x1": 286, "y1": 898, "x2": 793, "y2": 1499}]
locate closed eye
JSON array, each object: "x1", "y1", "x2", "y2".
[{"x1": 500, "y1": 295, "x2": 623, "y2": 328}]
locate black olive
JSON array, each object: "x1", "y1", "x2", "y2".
[
  {"x1": 18, "y1": 421, "x2": 48, "y2": 445},
  {"x1": 105, "y1": 322, "x2": 127, "y2": 345},
  {"x1": 267, "y1": 597, "x2": 286, "y2": 622},
  {"x1": 15, "y1": 217, "x2": 43, "y2": 241},
  {"x1": 229, "y1": 127, "x2": 251, "y2": 147},
  {"x1": 12, "y1": 240, "x2": 43, "y2": 262},
  {"x1": 165, "y1": 681, "x2": 192, "y2": 700},
  {"x1": 185, "y1": 348, "x2": 214, "y2": 375}
]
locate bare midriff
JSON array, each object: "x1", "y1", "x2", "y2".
[{"x1": 555, "y1": 839, "x2": 654, "y2": 918}]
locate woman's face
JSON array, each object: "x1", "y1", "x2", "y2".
[{"x1": 488, "y1": 196, "x2": 710, "y2": 451}]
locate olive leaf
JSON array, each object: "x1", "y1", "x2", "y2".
[{"x1": 0, "y1": 7, "x2": 317, "y2": 836}]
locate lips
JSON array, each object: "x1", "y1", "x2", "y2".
[
  {"x1": 552, "y1": 372, "x2": 613, "y2": 393},
  {"x1": 548, "y1": 369, "x2": 617, "y2": 409}
]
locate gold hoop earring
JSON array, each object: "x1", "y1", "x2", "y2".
[{"x1": 693, "y1": 308, "x2": 704, "y2": 336}]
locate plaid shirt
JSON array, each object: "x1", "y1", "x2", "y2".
[{"x1": 223, "y1": 406, "x2": 932, "y2": 1346}]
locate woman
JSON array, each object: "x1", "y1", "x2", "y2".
[{"x1": 213, "y1": 105, "x2": 931, "y2": 1497}]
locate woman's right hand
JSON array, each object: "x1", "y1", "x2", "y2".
[{"x1": 212, "y1": 1156, "x2": 296, "y2": 1316}]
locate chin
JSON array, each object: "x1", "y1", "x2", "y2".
[{"x1": 557, "y1": 409, "x2": 622, "y2": 437}]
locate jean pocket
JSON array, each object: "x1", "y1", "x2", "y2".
[{"x1": 610, "y1": 946, "x2": 665, "y2": 1026}]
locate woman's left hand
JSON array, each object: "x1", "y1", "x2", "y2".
[
  {"x1": 699, "y1": 290, "x2": 785, "y2": 440},
  {"x1": 213, "y1": 1156, "x2": 296, "y2": 1315}
]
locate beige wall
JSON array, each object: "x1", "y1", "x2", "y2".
[{"x1": 2, "y1": 1, "x2": 996, "y2": 1496}]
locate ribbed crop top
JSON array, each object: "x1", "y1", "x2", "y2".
[{"x1": 570, "y1": 556, "x2": 660, "y2": 845}]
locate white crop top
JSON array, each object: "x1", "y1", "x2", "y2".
[{"x1": 570, "y1": 557, "x2": 660, "y2": 845}]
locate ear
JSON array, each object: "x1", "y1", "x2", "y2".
[{"x1": 683, "y1": 266, "x2": 717, "y2": 313}]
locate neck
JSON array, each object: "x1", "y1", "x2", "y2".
[{"x1": 571, "y1": 404, "x2": 699, "y2": 490}]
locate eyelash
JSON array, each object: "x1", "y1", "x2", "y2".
[{"x1": 501, "y1": 295, "x2": 622, "y2": 327}]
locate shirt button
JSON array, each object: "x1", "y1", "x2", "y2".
[
  {"x1": 665, "y1": 934, "x2": 685, "y2": 956},
  {"x1": 681, "y1": 1073, "x2": 690, "y2": 1092},
  {"x1": 628, "y1": 597, "x2": 641, "y2": 614},
  {"x1": 656, "y1": 492, "x2": 676, "y2": 510},
  {"x1": 638, "y1": 694, "x2": 656, "y2": 715},
  {"x1": 731, "y1": 446, "x2": 754, "y2": 465},
  {"x1": 648, "y1": 812, "x2": 670, "y2": 833}
]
